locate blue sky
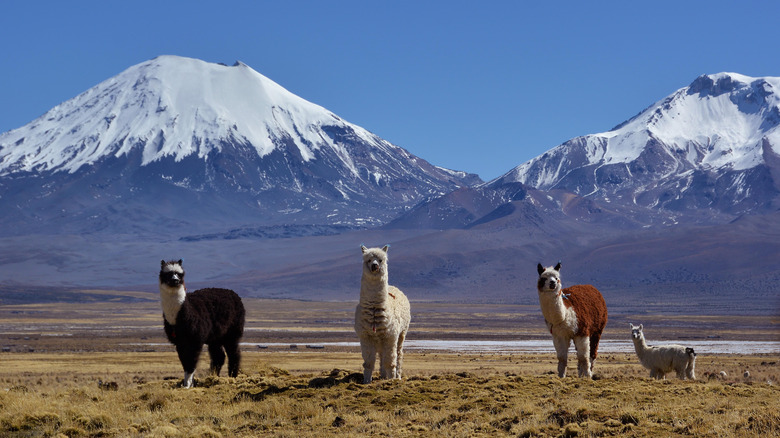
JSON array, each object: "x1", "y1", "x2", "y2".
[{"x1": 1, "y1": 1, "x2": 778, "y2": 180}]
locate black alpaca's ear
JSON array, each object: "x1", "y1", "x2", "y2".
[
  {"x1": 161, "y1": 260, "x2": 166, "y2": 268},
  {"x1": 554, "y1": 262, "x2": 561, "y2": 272},
  {"x1": 177, "y1": 259, "x2": 183, "y2": 266},
  {"x1": 537, "y1": 263, "x2": 545, "y2": 276}
]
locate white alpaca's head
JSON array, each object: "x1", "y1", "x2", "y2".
[
  {"x1": 361, "y1": 245, "x2": 389, "y2": 280},
  {"x1": 160, "y1": 259, "x2": 185, "y2": 290},
  {"x1": 630, "y1": 323, "x2": 644, "y2": 340},
  {"x1": 536, "y1": 262, "x2": 562, "y2": 294}
]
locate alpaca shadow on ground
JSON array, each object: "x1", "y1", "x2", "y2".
[
  {"x1": 232, "y1": 369, "x2": 363, "y2": 402},
  {"x1": 308, "y1": 369, "x2": 364, "y2": 388}
]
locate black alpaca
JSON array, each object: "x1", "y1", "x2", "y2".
[{"x1": 159, "y1": 260, "x2": 245, "y2": 388}]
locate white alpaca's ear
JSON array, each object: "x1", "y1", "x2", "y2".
[
  {"x1": 639, "y1": 324, "x2": 643, "y2": 331},
  {"x1": 554, "y1": 262, "x2": 561, "y2": 272},
  {"x1": 537, "y1": 263, "x2": 545, "y2": 276},
  {"x1": 177, "y1": 259, "x2": 183, "y2": 266},
  {"x1": 382, "y1": 245, "x2": 389, "y2": 253},
  {"x1": 361, "y1": 245, "x2": 368, "y2": 254}
]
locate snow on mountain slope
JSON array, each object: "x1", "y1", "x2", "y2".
[
  {"x1": 492, "y1": 73, "x2": 780, "y2": 216},
  {"x1": 0, "y1": 56, "x2": 385, "y2": 174},
  {"x1": 0, "y1": 56, "x2": 478, "y2": 235}
]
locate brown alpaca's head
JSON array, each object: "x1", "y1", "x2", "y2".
[{"x1": 536, "y1": 262, "x2": 562, "y2": 294}]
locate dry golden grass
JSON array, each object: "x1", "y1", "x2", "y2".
[
  {"x1": 1, "y1": 292, "x2": 778, "y2": 436},
  {"x1": 0, "y1": 351, "x2": 777, "y2": 437}
]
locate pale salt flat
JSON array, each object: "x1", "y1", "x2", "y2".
[{"x1": 243, "y1": 340, "x2": 779, "y2": 355}]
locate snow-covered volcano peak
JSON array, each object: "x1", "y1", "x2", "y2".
[
  {"x1": 0, "y1": 55, "x2": 372, "y2": 174},
  {"x1": 491, "y1": 72, "x2": 780, "y2": 217},
  {"x1": 686, "y1": 72, "x2": 770, "y2": 97},
  {"x1": 0, "y1": 55, "x2": 478, "y2": 233}
]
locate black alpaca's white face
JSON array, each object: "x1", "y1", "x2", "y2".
[
  {"x1": 160, "y1": 259, "x2": 185, "y2": 288},
  {"x1": 536, "y1": 262, "x2": 561, "y2": 293},
  {"x1": 630, "y1": 324, "x2": 643, "y2": 340},
  {"x1": 361, "y1": 245, "x2": 388, "y2": 277}
]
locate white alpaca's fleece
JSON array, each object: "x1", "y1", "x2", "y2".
[
  {"x1": 354, "y1": 245, "x2": 411, "y2": 384},
  {"x1": 630, "y1": 323, "x2": 696, "y2": 380}
]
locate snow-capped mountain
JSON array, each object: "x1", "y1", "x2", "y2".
[
  {"x1": 491, "y1": 73, "x2": 780, "y2": 218},
  {"x1": 0, "y1": 56, "x2": 478, "y2": 235}
]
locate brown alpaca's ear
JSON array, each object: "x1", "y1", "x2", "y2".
[
  {"x1": 554, "y1": 262, "x2": 561, "y2": 272},
  {"x1": 537, "y1": 263, "x2": 545, "y2": 276}
]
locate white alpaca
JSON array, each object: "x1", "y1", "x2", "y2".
[
  {"x1": 630, "y1": 323, "x2": 696, "y2": 380},
  {"x1": 354, "y1": 245, "x2": 411, "y2": 384}
]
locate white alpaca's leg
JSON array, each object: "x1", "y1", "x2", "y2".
[
  {"x1": 396, "y1": 331, "x2": 406, "y2": 379},
  {"x1": 552, "y1": 335, "x2": 570, "y2": 378},
  {"x1": 574, "y1": 336, "x2": 592, "y2": 378},
  {"x1": 687, "y1": 360, "x2": 696, "y2": 380},
  {"x1": 360, "y1": 339, "x2": 377, "y2": 384},
  {"x1": 380, "y1": 340, "x2": 398, "y2": 380}
]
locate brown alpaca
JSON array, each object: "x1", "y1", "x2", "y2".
[{"x1": 536, "y1": 262, "x2": 607, "y2": 378}]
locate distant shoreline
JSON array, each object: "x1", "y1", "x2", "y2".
[{"x1": 122, "y1": 339, "x2": 780, "y2": 355}]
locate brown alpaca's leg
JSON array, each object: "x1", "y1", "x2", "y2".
[
  {"x1": 574, "y1": 336, "x2": 592, "y2": 378},
  {"x1": 553, "y1": 336, "x2": 570, "y2": 378},
  {"x1": 589, "y1": 331, "x2": 602, "y2": 373}
]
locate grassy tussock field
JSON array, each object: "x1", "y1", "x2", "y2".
[{"x1": 0, "y1": 351, "x2": 777, "y2": 437}]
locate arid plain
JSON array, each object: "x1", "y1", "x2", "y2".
[{"x1": 0, "y1": 290, "x2": 778, "y2": 437}]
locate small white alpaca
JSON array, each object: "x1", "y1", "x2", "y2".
[
  {"x1": 630, "y1": 323, "x2": 696, "y2": 380},
  {"x1": 354, "y1": 245, "x2": 411, "y2": 384}
]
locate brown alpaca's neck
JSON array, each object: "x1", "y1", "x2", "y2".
[{"x1": 539, "y1": 291, "x2": 569, "y2": 326}]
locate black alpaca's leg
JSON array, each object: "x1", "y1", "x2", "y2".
[
  {"x1": 208, "y1": 343, "x2": 226, "y2": 376},
  {"x1": 224, "y1": 338, "x2": 241, "y2": 378},
  {"x1": 177, "y1": 343, "x2": 203, "y2": 388}
]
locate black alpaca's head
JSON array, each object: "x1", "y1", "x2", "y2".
[
  {"x1": 160, "y1": 259, "x2": 185, "y2": 288},
  {"x1": 536, "y1": 262, "x2": 562, "y2": 293}
]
